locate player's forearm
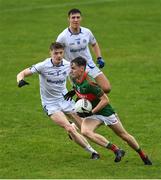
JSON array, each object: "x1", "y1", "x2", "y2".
[
  {"x1": 17, "y1": 68, "x2": 32, "y2": 82},
  {"x1": 92, "y1": 95, "x2": 109, "y2": 114},
  {"x1": 92, "y1": 43, "x2": 102, "y2": 59}
]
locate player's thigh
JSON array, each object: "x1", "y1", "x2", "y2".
[
  {"x1": 82, "y1": 118, "x2": 102, "y2": 132},
  {"x1": 109, "y1": 119, "x2": 128, "y2": 136},
  {"x1": 95, "y1": 73, "x2": 111, "y2": 89},
  {"x1": 50, "y1": 111, "x2": 70, "y2": 128},
  {"x1": 66, "y1": 112, "x2": 82, "y2": 129}
]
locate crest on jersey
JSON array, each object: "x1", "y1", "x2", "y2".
[
  {"x1": 63, "y1": 71, "x2": 67, "y2": 76},
  {"x1": 56, "y1": 70, "x2": 61, "y2": 76},
  {"x1": 83, "y1": 39, "x2": 87, "y2": 43}
]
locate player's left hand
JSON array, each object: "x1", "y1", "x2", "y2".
[
  {"x1": 18, "y1": 79, "x2": 29, "y2": 87},
  {"x1": 64, "y1": 90, "x2": 76, "y2": 101},
  {"x1": 97, "y1": 57, "x2": 105, "y2": 68}
]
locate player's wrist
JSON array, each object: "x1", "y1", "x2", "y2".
[
  {"x1": 17, "y1": 74, "x2": 23, "y2": 82},
  {"x1": 97, "y1": 57, "x2": 105, "y2": 68},
  {"x1": 91, "y1": 109, "x2": 95, "y2": 114}
]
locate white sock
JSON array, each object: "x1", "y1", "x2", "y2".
[{"x1": 85, "y1": 145, "x2": 98, "y2": 154}]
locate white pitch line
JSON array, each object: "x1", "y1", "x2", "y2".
[{"x1": 0, "y1": 0, "x2": 116, "y2": 13}]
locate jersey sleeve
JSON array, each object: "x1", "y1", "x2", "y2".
[
  {"x1": 30, "y1": 61, "x2": 44, "y2": 74},
  {"x1": 88, "y1": 29, "x2": 97, "y2": 45}
]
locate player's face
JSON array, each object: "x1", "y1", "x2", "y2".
[
  {"x1": 50, "y1": 48, "x2": 64, "y2": 65},
  {"x1": 68, "y1": 13, "x2": 81, "y2": 29},
  {"x1": 70, "y1": 63, "x2": 84, "y2": 79}
]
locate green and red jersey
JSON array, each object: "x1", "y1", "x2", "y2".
[{"x1": 71, "y1": 72, "x2": 115, "y2": 117}]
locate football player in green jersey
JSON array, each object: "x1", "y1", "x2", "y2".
[{"x1": 64, "y1": 56, "x2": 152, "y2": 165}]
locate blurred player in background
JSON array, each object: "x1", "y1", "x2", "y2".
[
  {"x1": 65, "y1": 56, "x2": 152, "y2": 165},
  {"x1": 16, "y1": 42, "x2": 100, "y2": 160},
  {"x1": 56, "y1": 8, "x2": 111, "y2": 93}
]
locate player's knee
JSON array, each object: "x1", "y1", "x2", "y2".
[
  {"x1": 103, "y1": 85, "x2": 111, "y2": 93},
  {"x1": 65, "y1": 124, "x2": 77, "y2": 135},
  {"x1": 81, "y1": 128, "x2": 92, "y2": 138},
  {"x1": 102, "y1": 80, "x2": 111, "y2": 93}
]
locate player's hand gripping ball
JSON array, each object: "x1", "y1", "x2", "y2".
[{"x1": 75, "y1": 99, "x2": 93, "y2": 117}]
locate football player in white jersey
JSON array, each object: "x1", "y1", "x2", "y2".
[
  {"x1": 17, "y1": 42, "x2": 100, "y2": 160},
  {"x1": 56, "y1": 8, "x2": 111, "y2": 93}
]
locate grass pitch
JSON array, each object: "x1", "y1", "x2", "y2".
[{"x1": 0, "y1": 0, "x2": 161, "y2": 178}]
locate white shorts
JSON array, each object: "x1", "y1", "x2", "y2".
[
  {"x1": 85, "y1": 113, "x2": 118, "y2": 126},
  {"x1": 43, "y1": 99, "x2": 75, "y2": 116},
  {"x1": 86, "y1": 64, "x2": 103, "y2": 78}
]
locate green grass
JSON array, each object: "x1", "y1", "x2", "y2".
[{"x1": 0, "y1": 0, "x2": 161, "y2": 178}]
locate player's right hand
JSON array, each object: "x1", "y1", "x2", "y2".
[
  {"x1": 18, "y1": 79, "x2": 29, "y2": 88},
  {"x1": 64, "y1": 90, "x2": 76, "y2": 101}
]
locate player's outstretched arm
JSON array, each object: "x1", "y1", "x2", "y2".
[
  {"x1": 17, "y1": 68, "x2": 32, "y2": 87},
  {"x1": 91, "y1": 43, "x2": 105, "y2": 68}
]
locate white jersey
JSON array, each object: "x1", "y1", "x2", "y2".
[
  {"x1": 56, "y1": 26, "x2": 97, "y2": 67},
  {"x1": 30, "y1": 58, "x2": 70, "y2": 106}
]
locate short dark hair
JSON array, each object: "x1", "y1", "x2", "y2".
[
  {"x1": 71, "y1": 56, "x2": 87, "y2": 67},
  {"x1": 68, "y1": 8, "x2": 81, "y2": 17},
  {"x1": 49, "y1": 42, "x2": 64, "y2": 51}
]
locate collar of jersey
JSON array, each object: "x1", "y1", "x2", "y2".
[
  {"x1": 68, "y1": 27, "x2": 82, "y2": 35},
  {"x1": 50, "y1": 59, "x2": 64, "y2": 67},
  {"x1": 76, "y1": 71, "x2": 88, "y2": 84}
]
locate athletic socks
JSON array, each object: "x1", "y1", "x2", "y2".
[
  {"x1": 85, "y1": 145, "x2": 98, "y2": 154},
  {"x1": 106, "y1": 142, "x2": 119, "y2": 153},
  {"x1": 136, "y1": 148, "x2": 147, "y2": 159}
]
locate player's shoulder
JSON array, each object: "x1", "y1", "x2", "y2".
[
  {"x1": 36, "y1": 58, "x2": 53, "y2": 68},
  {"x1": 30, "y1": 58, "x2": 51, "y2": 73},
  {"x1": 56, "y1": 28, "x2": 70, "y2": 43},
  {"x1": 58, "y1": 28, "x2": 69, "y2": 36},
  {"x1": 86, "y1": 75, "x2": 104, "y2": 95},
  {"x1": 86, "y1": 74, "x2": 98, "y2": 86},
  {"x1": 81, "y1": 26, "x2": 92, "y2": 33},
  {"x1": 33, "y1": 58, "x2": 49, "y2": 65},
  {"x1": 42, "y1": 58, "x2": 52, "y2": 65}
]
